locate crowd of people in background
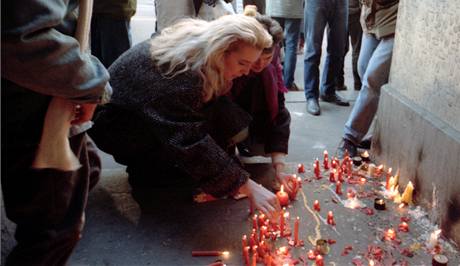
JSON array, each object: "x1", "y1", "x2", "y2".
[{"x1": 2, "y1": 0, "x2": 399, "y2": 264}]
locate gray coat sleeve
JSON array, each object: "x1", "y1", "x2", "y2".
[{"x1": 1, "y1": 0, "x2": 110, "y2": 103}]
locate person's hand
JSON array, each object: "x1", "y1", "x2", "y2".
[
  {"x1": 239, "y1": 179, "x2": 281, "y2": 219},
  {"x1": 274, "y1": 163, "x2": 295, "y2": 195},
  {"x1": 71, "y1": 103, "x2": 97, "y2": 125}
]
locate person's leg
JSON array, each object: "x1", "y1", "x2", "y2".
[
  {"x1": 282, "y1": 18, "x2": 302, "y2": 89},
  {"x1": 303, "y1": 0, "x2": 328, "y2": 101},
  {"x1": 2, "y1": 133, "x2": 100, "y2": 265},
  {"x1": 349, "y1": 13, "x2": 363, "y2": 90},
  {"x1": 343, "y1": 35, "x2": 394, "y2": 145},
  {"x1": 93, "y1": 16, "x2": 132, "y2": 68},
  {"x1": 320, "y1": 0, "x2": 348, "y2": 97}
]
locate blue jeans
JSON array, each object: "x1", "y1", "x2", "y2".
[
  {"x1": 303, "y1": 0, "x2": 348, "y2": 100},
  {"x1": 91, "y1": 15, "x2": 132, "y2": 68},
  {"x1": 274, "y1": 18, "x2": 302, "y2": 88},
  {"x1": 343, "y1": 33, "x2": 394, "y2": 144}
]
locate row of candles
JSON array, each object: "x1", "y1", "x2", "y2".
[
  {"x1": 241, "y1": 150, "x2": 438, "y2": 265},
  {"x1": 241, "y1": 210, "x2": 331, "y2": 266}
]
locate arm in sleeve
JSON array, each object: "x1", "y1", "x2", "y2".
[
  {"x1": 1, "y1": 0, "x2": 110, "y2": 103},
  {"x1": 141, "y1": 85, "x2": 249, "y2": 198}
]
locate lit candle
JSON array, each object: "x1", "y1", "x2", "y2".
[
  {"x1": 360, "y1": 150, "x2": 370, "y2": 162},
  {"x1": 374, "y1": 198, "x2": 386, "y2": 210},
  {"x1": 401, "y1": 181, "x2": 414, "y2": 205},
  {"x1": 323, "y1": 150, "x2": 329, "y2": 170},
  {"x1": 243, "y1": 246, "x2": 250, "y2": 266},
  {"x1": 314, "y1": 159, "x2": 321, "y2": 178},
  {"x1": 385, "y1": 168, "x2": 392, "y2": 189},
  {"x1": 360, "y1": 177, "x2": 367, "y2": 184},
  {"x1": 249, "y1": 229, "x2": 256, "y2": 247},
  {"x1": 288, "y1": 175, "x2": 300, "y2": 200},
  {"x1": 294, "y1": 216, "x2": 300, "y2": 245},
  {"x1": 242, "y1": 235, "x2": 247, "y2": 250},
  {"x1": 368, "y1": 163, "x2": 376, "y2": 177},
  {"x1": 428, "y1": 229, "x2": 442, "y2": 249},
  {"x1": 385, "y1": 228, "x2": 396, "y2": 241},
  {"x1": 329, "y1": 169, "x2": 336, "y2": 182},
  {"x1": 347, "y1": 160, "x2": 353, "y2": 177},
  {"x1": 259, "y1": 225, "x2": 267, "y2": 242},
  {"x1": 313, "y1": 200, "x2": 321, "y2": 212},
  {"x1": 258, "y1": 213, "x2": 266, "y2": 227},
  {"x1": 252, "y1": 214, "x2": 258, "y2": 231},
  {"x1": 331, "y1": 158, "x2": 337, "y2": 169},
  {"x1": 276, "y1": 185, "x2": 290, "y2": 207},
  {"x1": 335, "y1": 181, "x2": 342, "y2": 195},
  {"x1": 191, "y1": 251, "x2": 229, "y2": 256},
  {"x1": 297, "y1": 163, "x2": 305, "y2": 173},
  {"x1": 337, "y1": 168, "x2": 344, "y2": 182},
  {"x1": 315, "y1": 254, "x2": 324, "y2": 266},
  {"x1": 307, "y1": 249, "x2": 316, "y2": 260},
  {"x1": 251, "y1": 246, "x2": 257, "y2": 266},
  {"x1": 277, "y1": 246, "x2": 288, "y2": 256},
  {"x1": 376, "y1": 164, "x2": 384, "y2": 176},
  {"x1": 398, "y1": 222, "x2": 409, "y2": 232},
  {"x1": 327, "y1": 211, "x2": 335, "y2": 226}
]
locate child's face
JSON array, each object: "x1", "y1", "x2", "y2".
[{"x1": 250, "y1": 50, "x2": 274, "y2": 73}]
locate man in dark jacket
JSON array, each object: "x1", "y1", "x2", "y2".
[{"x1": 1, "y1": 0, "x2": 111, "y2": 264}]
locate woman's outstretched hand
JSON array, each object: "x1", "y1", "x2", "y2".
[{"x1": 239, "y1": 179, "x2": 281, "y2": 219}]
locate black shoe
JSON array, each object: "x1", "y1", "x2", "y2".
[
  {"x1": 337, "y1": 138, "x2": 358, "y2": 158},
  {"x1": 354, "y1": 83, "x2": 362, "y2": 91},
  {"x1": 306, "y1": 98, "x2": 320, "y2": 115},
  {"x1": 288, "y1": 83, "x2": 301, "y2": 91},
  {"x1": 336, "y1": 84, "x2": 347, "y2": 91},
  {"x1": 320, "y1": 93, "x2": 350, "y2": 106}
]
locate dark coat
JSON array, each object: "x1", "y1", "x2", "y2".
[{"x1": 89, "y1": 40, "x2": 250, "y2": 197}]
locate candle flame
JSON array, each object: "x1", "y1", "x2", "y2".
[
  {"x1": 362, "y1": 150, "x2": 369, "y2": 157},
  {"x1": 221, "y1": 251, "x2": 230, "y2": 257},
  {"x1": 378, "y1": 165, "x2": 384, "y2": 170},
  {"x1": 280, "y1": 185, "x2": 284, "y2": 193},
  {"x1": 324, "y1": 150, "x2": 328, "y2": 155},
  {"x1": 284, "y1": 212, "x2": 290, "y2": 218},
  {"x1": 369, "y1": 259, "x2": 375, "y2": 266}
]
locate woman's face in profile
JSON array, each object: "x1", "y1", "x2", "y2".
[
  {"x1": 223, "y1": 43, "x2": 262, "y2": 81},
  {"x1": 250, "y1": 50, "x2": 274, "y2": 73}
]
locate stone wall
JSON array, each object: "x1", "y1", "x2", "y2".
[
  {"x1": 389, "y1": 0, "x2": 460, "y2": 131},
  {"x1": 372, "y1": 0, "x2": 460, "y2": 245}
]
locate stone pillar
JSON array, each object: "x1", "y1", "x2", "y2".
[{"x1": 371, "y1": 0, "x2": 460, "y2": 244}]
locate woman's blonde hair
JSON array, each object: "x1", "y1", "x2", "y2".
[{"x1": 149, "y1": 15, "x2": 273, "y2": 102}]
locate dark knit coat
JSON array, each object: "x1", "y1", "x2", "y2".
[{"x1": 89, "y1": 40, "x2": 251, "y2": 197}]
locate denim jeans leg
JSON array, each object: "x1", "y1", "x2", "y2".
[
  {"x1": 343, "y1": 34, "x2": 394, "y2": 144},
  {"x1": 303, "y1": 0, "x2": 328, "y2": 100},
  {"x1": 320, "y1": 0, "x2": 348, "y2": 96},
  {"x1": 282, "y1": 18, "x2": 301, "y2": 88}
]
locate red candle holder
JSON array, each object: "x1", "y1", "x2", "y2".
[
  {"x1": 313, "y1": 200, "x2": 321, "y2": 212},
  {"x1": 297, "y1": 163, "x2": 305, "y2": 173}
]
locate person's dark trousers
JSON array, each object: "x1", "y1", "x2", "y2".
[
  {"x1": 303, "y1": 0, "x2": 348, "y2": 100},
  {"x1": 91, "y1": 15, "x2": 132, "y2": 68},
  {"x1": 243, "y1": 0, "x2": 266, "y2": 14},
  {"x1": 2, "y1": 133, "x2": 101, "y2": 266},
  {"x1": 273, "y1": 17, "x2": 302, "y2": 89},
  {"x1": 336, "y1": 12, "x2": 363, "y2": 90}
]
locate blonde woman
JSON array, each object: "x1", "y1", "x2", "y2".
[{"x1": 89, "y1": 15, "x2": 281, "y2": 217}]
